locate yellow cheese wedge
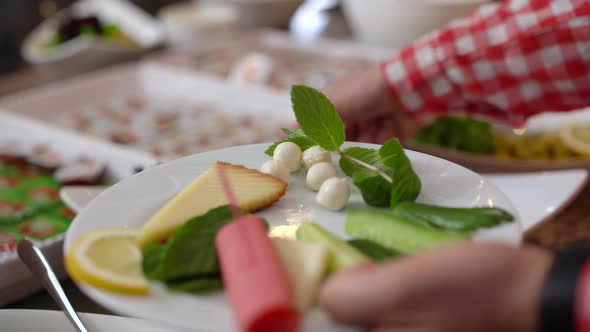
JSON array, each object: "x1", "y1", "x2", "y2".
[{"x1": 137, "y1": 162, "x2": 287, "y2": 247}]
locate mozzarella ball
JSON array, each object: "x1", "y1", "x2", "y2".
[
  {"x1": 302, "y1": 146, "x2": 332, "y2": 170},
  {"x1": 316, "y1": 178, "x2": 350, "y2": 211},
  {"x1": 273, "y1": 142, "x2": 302, "y2": 172},
  {"x1": 260, "y1": 160, "x2": 290, "y2": 183},
  {"x1": 306, "y1": 162, "x2": 339, "y2": 191}
]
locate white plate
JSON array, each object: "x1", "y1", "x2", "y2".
[
  {"x1": 484, "y1": 169, "x2": 588, "y2": 232},
  {"x1": 21, "y1": 0, "x2": 163, "y2": 65},
  {"x1": 64, "y1": 143, "x2": 521, "y2": 332},
  {"x1": 0, "y1": 310, "x2": 186, "y2": 332},
  {"x1": 59, "y1": 186, "x2": 109, "y2": 214},
  {"x1": 60, "y1": 170, "x2": 589, "y2": 237}
]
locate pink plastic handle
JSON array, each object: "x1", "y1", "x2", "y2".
[{"x1": 216, "y1": 216, "x2": 300, "y2": 332}]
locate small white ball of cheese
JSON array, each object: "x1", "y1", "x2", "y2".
[
  {"x1": 260, "y1": 160, "x2": 290, "y2": 183},
  {"x1": 302, "y1": 146, "x2": 332, "y2": 170},
  {"x1": 316, "y1": 177, "x2": 350, "y2": 211},
  {"x1": 306, "y1": 162, "x2": 339, "y2": 191},
  {"x1": 273, "y1": 142, "x2": 302, "y2": 172}
]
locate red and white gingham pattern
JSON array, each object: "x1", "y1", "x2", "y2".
[{"x1": 382, "y1": 0, "x2": 590, "y2": 126}]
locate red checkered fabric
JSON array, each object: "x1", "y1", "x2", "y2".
[{"x1": 381, "y1": 0, "x2": 590, "y2": 127}]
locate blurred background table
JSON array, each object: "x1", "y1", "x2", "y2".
[
  {"x1": 0, "y1": 0, "x2": 349, "y2": 96},
  {"x1": 1, "y1": 0, "x2": 588, "y2": 318}
]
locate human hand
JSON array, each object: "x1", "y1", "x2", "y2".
[
  {"x1": 325, "y1": 65, "x2": 417, "y2": 144},
  {"x1": 320, "y1": 243, "x2": 553, "y2": 332}
]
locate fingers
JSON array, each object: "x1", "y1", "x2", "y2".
[
  {"x1": 319, "y1": 242, "x2": 492, "y2": 327},
  {"x1": 354, "y1": 117, "x2": 399, "y2": 144},
  {"x1": 319, "y1": 258, "x2": 420, "y2": 326},
  {"x1": 375, "y1": 117, "x2": 398, "y2": 143},
  {"x1": 356, "y1": 121, "x2": 378, "y2": 143},
  {"x1": 344, "y1": 121, "x2": 360, "y2": 142},
  {"x1": 320, "y1": 243, "x2": 551, "y2": 332}
]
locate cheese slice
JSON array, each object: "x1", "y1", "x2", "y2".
[{"x1": 137, "y1": 162, "x2": 287, "y2": 247}]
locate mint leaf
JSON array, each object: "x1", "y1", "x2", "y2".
[
  {"x1": 291, "y1": 85, "x2": 345, "y2": 151},
  {"x1": 157, "y1": 206, "x2": 234, "y2": 281},
  {"x1": 390, "y1": 174, "x2": 422, "y2": 208},
  {"x1": 339, "y1": 147, "x2": 382, "y2": 177},
  {"x1": 339, "y1": 141, "x2": 421, "y2": 208},
  {"x1": 379, "y1": 139, "x2": 422, "y2": 207},
  {"x1": 142, "y1": 243, "x2": 166, "y2": 280},
  {"x1": 166, "y1": 277, "x2": 223, "y2": 293},
  {"x1": 352, "y1": 171, "x2": 391, "y2": 207},
  {"x1": 391, "y1": 202, "x2": 514, "y2": 233},
  {"x1": 265, "y1": 128, "x2": 318, "y2": 156}
]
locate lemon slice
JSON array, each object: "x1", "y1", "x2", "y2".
[
  {"x1": 560, "y1": 124, "x2": 590, "y2": 156},
  {"x1": 65, "y1": 228, "x2": 149, "y2": 295}
]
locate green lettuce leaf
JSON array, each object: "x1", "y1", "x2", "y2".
[{"x1": 412, "y1": 116, "x2": 495, "y2": 154}]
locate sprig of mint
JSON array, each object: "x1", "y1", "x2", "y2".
[{"x1": 267, "y1": 85, "x2": 422, "y2": 209}]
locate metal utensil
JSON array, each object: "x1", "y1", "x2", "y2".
[{"x1": 17, "y1": 239, "x2": 88, "y2": 332}]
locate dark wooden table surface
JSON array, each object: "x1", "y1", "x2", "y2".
[{"x1": 1, "y1": 2, "x2": 588, "y2": 318}]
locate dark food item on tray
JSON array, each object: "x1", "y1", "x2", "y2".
[{"x1": 44, "y1": 12, "x2": 128, "y2": 49}]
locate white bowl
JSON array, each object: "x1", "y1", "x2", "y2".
[
  {"x1": 199, "y1": 0, "x2": 305, "y2": 28},
  {"x1": 158, "y1": 3, "x2": 239, "y2": 49},
  {"x1": 342, "y1": 0, "x2": 489, "y2": 48},
  {"x1": 22, "y1": 0, "x2": 164, "y2": 65}
]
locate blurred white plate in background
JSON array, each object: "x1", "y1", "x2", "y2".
[{"x1": 22, "y1": 0, "x2": 164, "y2": 65}]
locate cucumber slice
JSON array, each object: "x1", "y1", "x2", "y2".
[
  {"x1": 296, "y1": 223, "x2": 369, "y2": 272},
  {"x1": 272, "y1": 238, "x2": 330, "y2": 310},
  {"x1": 346, "y1": 209, "x2": 466, "y2": 254}
]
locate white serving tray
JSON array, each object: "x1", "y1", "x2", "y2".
[
  {"x1": 3, "y1": 31, "x2": 393, "y2": 126},
  {"x1": 0, "y1": 62, "x2": 291, "y2": 122},
  {"x1": 0, "y1": 111, "x2": 156, "y2": 305},
  {"x1": 0, "y1": 61, "x2": 298, "y2": 161}
]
